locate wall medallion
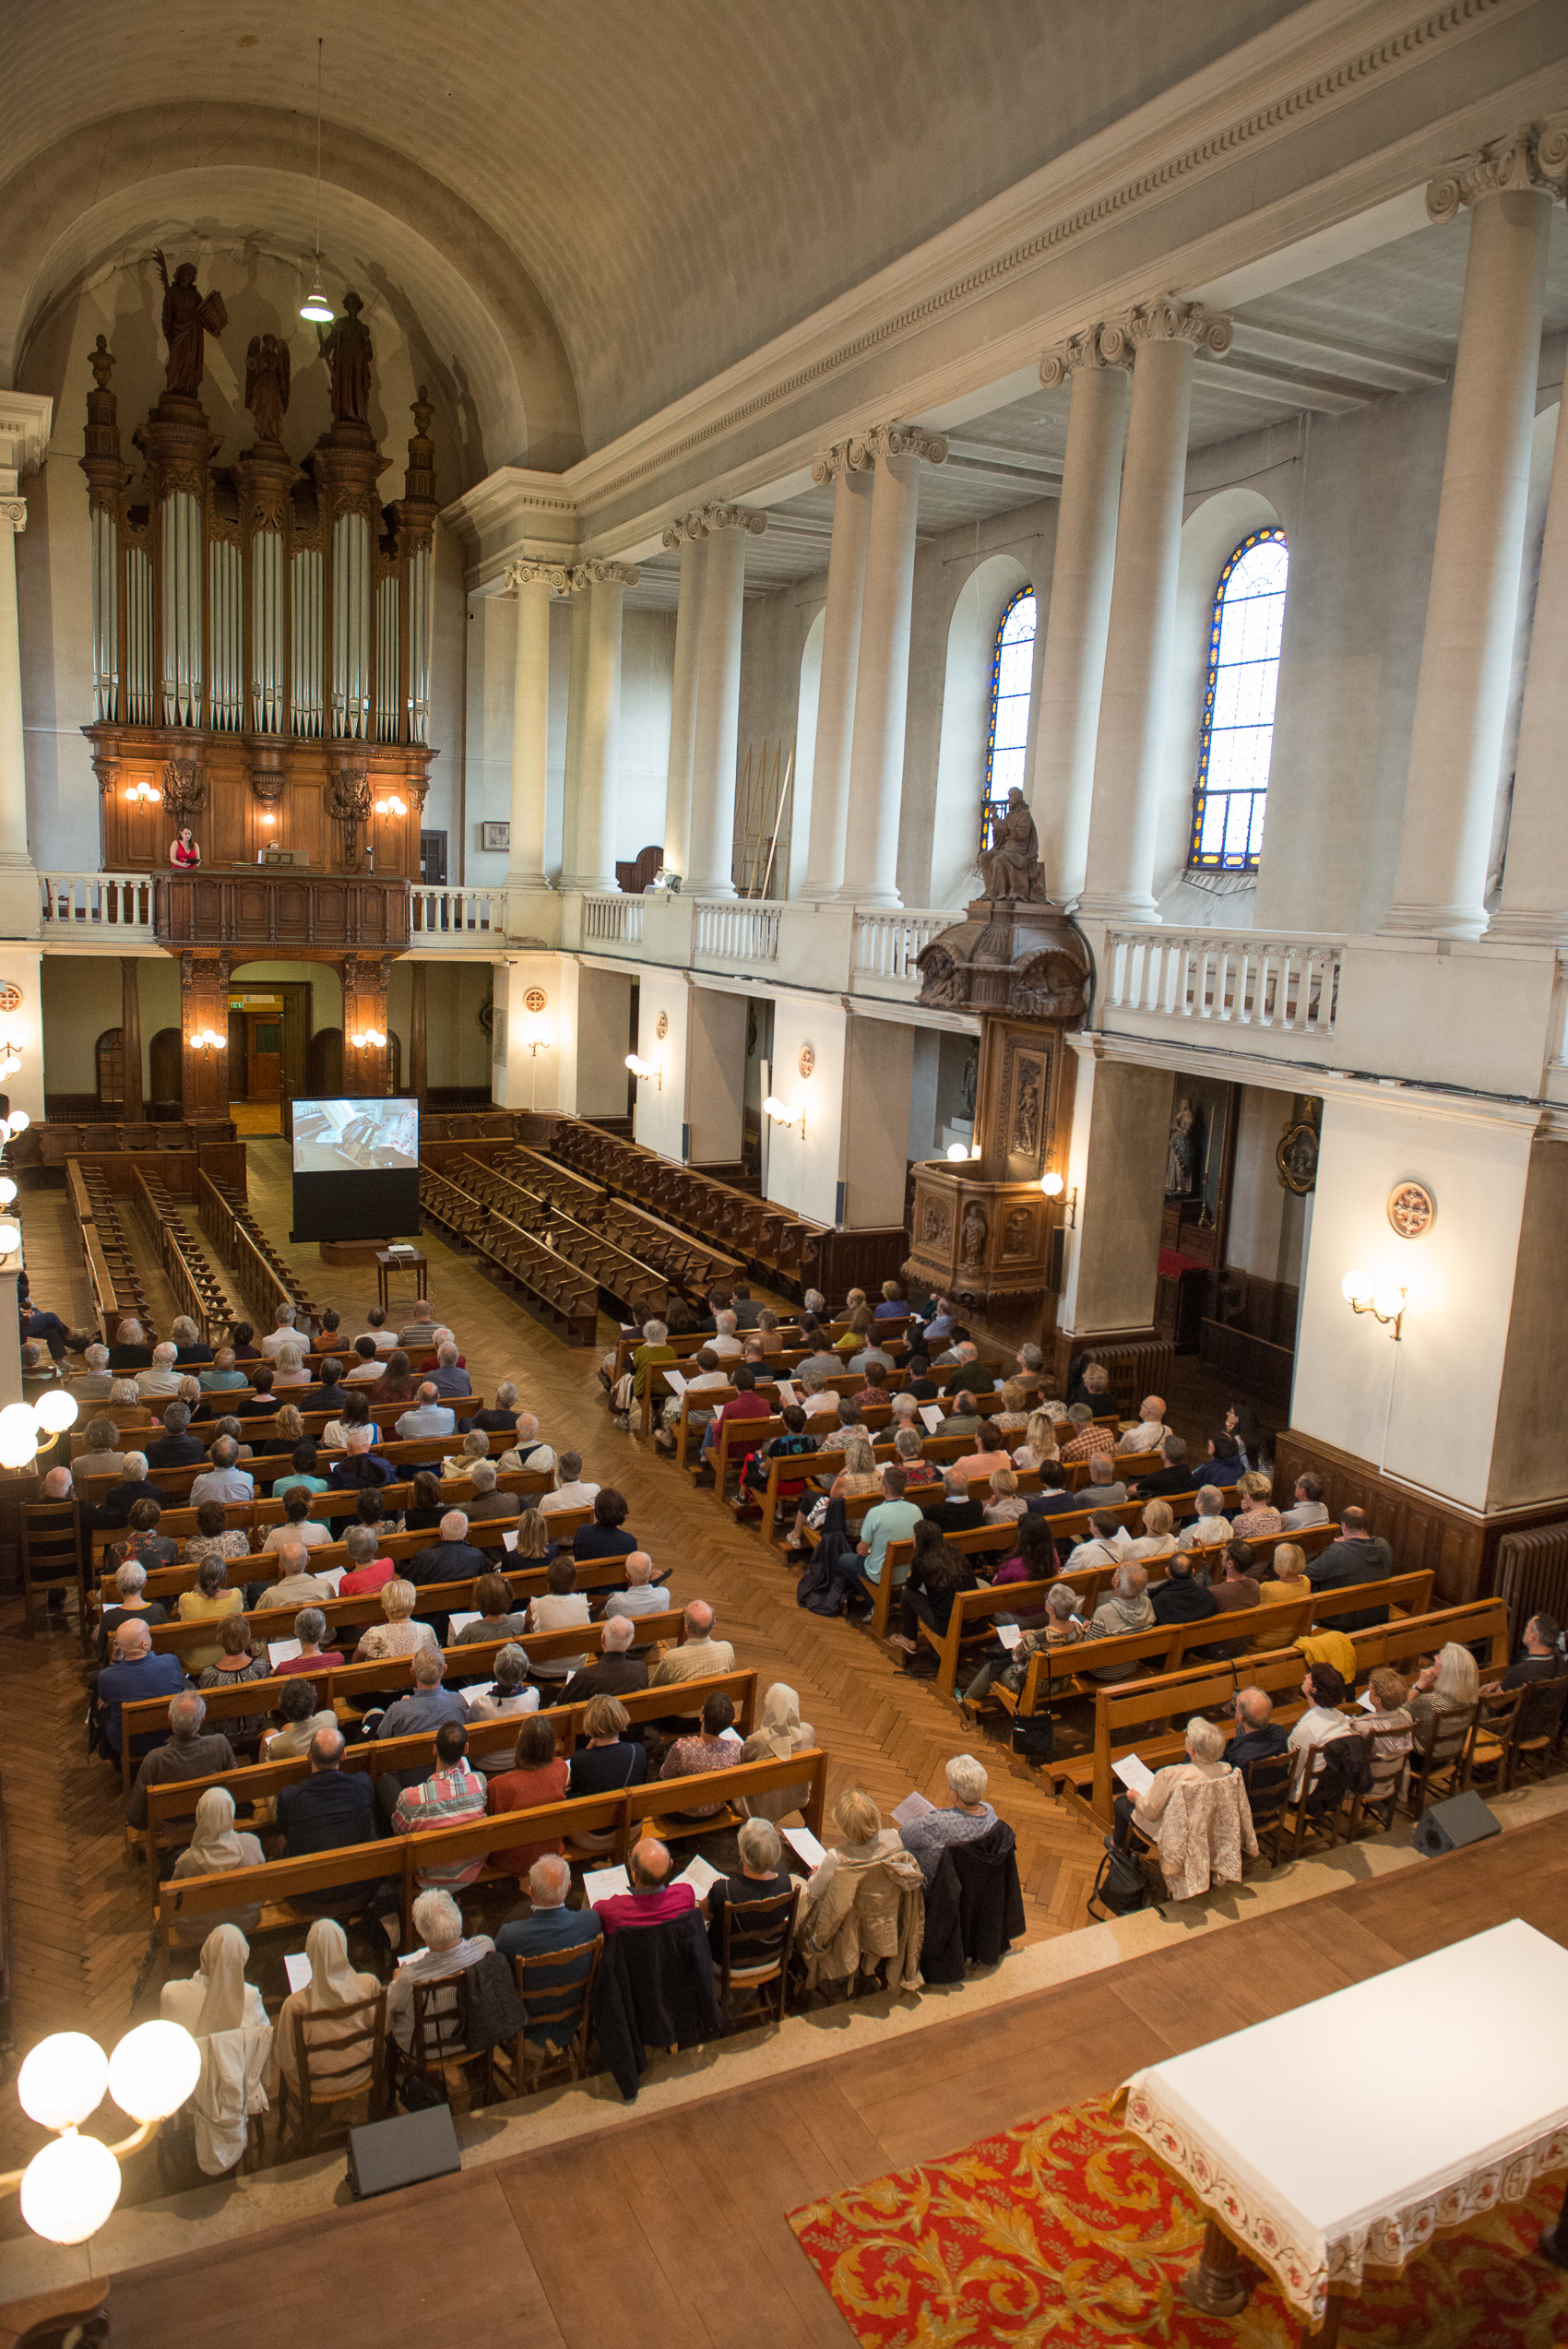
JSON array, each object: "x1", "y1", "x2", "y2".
[
  {"x1": 798, "y1": 1044, "x2": 815, "y2": 1079},
  {"x1": 523, "y1": 987, "x2": 548, "y2": 1014},
  {"x1": 1387, "y1": 1180, "x2": 1435, "y2": 1240},
  {"x1": 0, "y1": 985, "x2": 23, "y2": 1014},
  {"x1": 656, "y1": 1010, "x2": 669, "y2": 1040}
]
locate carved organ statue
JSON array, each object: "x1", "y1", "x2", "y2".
[{"x1": 79, "y1": 271, "x2": 438, "y2": 875}]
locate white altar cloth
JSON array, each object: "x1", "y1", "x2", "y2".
[{"x1": 1118, "y1": 1918, "x2": 1568, "y2": 2325}]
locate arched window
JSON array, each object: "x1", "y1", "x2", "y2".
[
  {"x1": 1189, "y1": 528, "x2": 1289, "y2": 872},
  {"x1": 982, "y1": 587, "x2": 1036, "y2": 844}
]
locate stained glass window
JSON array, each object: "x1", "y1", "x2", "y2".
[
  {"x1": 982, "y1": 587, "x2": 1037, "y2": 845},
  {"x1": 1189, "y1": 528, "x2": 1289, "y2": 872}
]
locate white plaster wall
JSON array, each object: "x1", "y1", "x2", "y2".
[
  {"x1": 16, "y1": 457, "x2": 95, "y2": 874},
  {"x1": 1292, "y1": 1092, "x2": 1533, "y2": 1511},
  {"x1": 735, "y1": 582, "x2": 826, "y2": 900},
  {"x1": 463, "y1": 592, "x2": 516, "y2": 896},
  {"x1": 843, "y1": 1014, "x2": 915, "y2": 1228},
  {"x1": 492, "y1": 952, "x2": 564, "y2": 1112},
  {"x1": 900, "y1": 499, "x2": 1057, "y2": 908},
  {"x1": 631, "y1": 973, "x2": 687, "y2": 1162},
  {"x1": 789, "y1": 608, "x2": 826, "y2": 900},
  {"x1": 616, "y1": 611, "x2": 675, "y2": 869},
  {"x1": 1227, "y1": 1081, "x2": 1305, "y2": 1286},
  {"x1": 685, "y1": 984, "x2": 747, "y2": 1166},
  {"x1": 40, "y1": 955, "x2": 121, "y2": 1097},
  {"x1": 764, "y1": 995, "x2": 846, "y2": 1227}
]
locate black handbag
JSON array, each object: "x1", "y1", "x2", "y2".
[
  {"x1": 1010, "y1": 1710, "x2": 1055, "y2": 1761},
  {"x1": 1087, "y1": 1843, "x2": 1150, "y2": 1918}
]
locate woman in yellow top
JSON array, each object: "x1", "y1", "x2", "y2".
[
  {"x1": 175, "y1": 1552, "x2": 244, "y2": 1671},
  {"x1": 1256, "y1": 1540, "x2": 1309, "y2": 1607}
]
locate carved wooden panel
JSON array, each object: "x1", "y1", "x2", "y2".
[{"x1": 154, "y1": 872, "x2": 410, "y2": 953}]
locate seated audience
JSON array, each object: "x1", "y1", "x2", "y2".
[
  {"x1": 559, "y1": 1615, "x2": 647, "y2": 1705},
  {"x1": 1127, "y1": 1498, "x2": 1178, "y2": 1564},
  {"x1": 706, "y1": 1818, "x2": 795, "y2": 1961},
  {"x1": 168, "y1": 1787, "x2": 266, "y2": 1944},
  {"x1": 962, "y1": 1580, "x2": 1083, "y2": 1709},
  {"x1": 525, "y1": 1558, "x2": 593, "y2": 1680},
  {"x1": 176, "y1": 1553, "x2": 244, "y2": 1671},
  {"x1": 1082, "y1": 1562, "x2": 1154, "y2": 1681},
  {"x1": 386, "y1": 1889, "x2": 495, "y2": 2052},
  {"x1": 75, "y1": 1343, "x2": 116, "y2": 1401},
  {"x1": 650, "y1": 1601, "x2": 735, "y2": 1684},
  {"x1": 404, "y1": 1509, "x2": 490, "y2": 1603},
  {"x1": 260, "y1": 1489, "x2": 329, "y2": 1554},
  {"x1": 198, "y1": 1347, "x2": 247, "y2": 1394},
  {"x1": 1231, "y1": 1471, "x2": 1282, "y2": 1541},
  {"x1": 145, "y1": 1402, "x2": 205, "y2": 1470},
  {"x1": 1176, "y1": 1485, "x2": 1231, "y2": 1554},
  {"x1": 272, "y1": 1439, "x2": 327, "y2": 1496},
  {"x1": 1288, "y1": 1662, "x2": 1354, "y2": 1797},
  {"x1": 327, "y1": 1425, "x2": 397, "y2": 1491},
  {"x1": 1228, "y1": 1686, "x2": 1291, "y2": 1769},
  {"x1": 1205, "y1": 1432, "x2": 1245, "y2": 1489},
  {"x1": 260, "y1": 1305, "x2": 301, "y2": 1359},
  {"x1": 76, "y1": 1415, "x2": 129, "y2": 1480},
  {"x1": 137, "y1": 1342, "x2": 182, "y2": 1399},
  {"x1": 982, "y1": 1466, "x2": 1027, "y2": 1525},
  {"x1": 593, "y1": 1836, "x2": 695, "y2": 1933},
  {"x1": 1404, "y1": 1642, "x2": 1480, "y2": 1751},
  {"x1": 889, "y1": 1517, "x2": 965, "y2": 1657},
  {"x1": 376, "y1": 1651, "x2": 469, "y2": 1740},
  {"x1": 235, "y1": 1365, "x2": 280, "y2": 1419},
  {"x1": 1132, "y1": 1435, "x2": 1194, "y2": 1500},
  {"x1": 1257, "y1": 1541, "x2": 1310, "y2": 1607},
  {"x1": 494, "y1": 1855, "x2": 604, "y2": 2038},
  {"x1": 390, "y1": 1722, "x2": 488, "y2": 1888},
  {"x1": 1351, "y1": 1666, "x2": 1414, "y2": 1774},
  {"x1": 352, "y1": 1577, "x2": 440, "y2": 1663},
  {"x1": 125, "y1": 1688, "x2": 237, "y2": 1825},
  {"x1": 263, "y1": 1676, "x2": 338, "y2": 1760},
  {"x1": 929, "y1": 1466, "x2": 985, "y2": 1536},
  {"x1": 659, "y1": 1691, "x2": 739, "y2": 1817},
  {"x1": 271, "y1": 1917, "x2": 381, "y2": 2092},
  {"x1": 488, "y1": 1714, "x2": 570, "y2": 1874},
  {"x1": 736, "y1": 1681, "x2": 816, "y2": 1820},
  {"x1": 396, "y1": 1382, "x2": 456, "y2": 1441},
  {"x1": 106, "y1": 1492, "x2": 175, "y2": 1565},
  {"x1": 1209, "y1": 1541, "x2": 1262, "y2": 1615},
  {"x1": 191, "y1": 1438, "x2": 254, "y2": 1507},
  {"x1": 799, "y1": 1787, "x2": 923, "y2": 1972},
  {"x1": 427, "y1": 1342, "x2": 472, "y2": 1399},
  {"x1": 851, "y1": 1465, "x2": 924, "y2": 1593},
  {"x1": 1064, "y1": 1510, "x2": 1134, "y2": 1574},
  {"x1": 1077, "y1": 1453, "x2": 1127, "y2": 1507},
  {"x1": 1149, "y1": 1552, "x2": 1218, "y2": 1626},
  {"x1": 897, "y1": 1752, "x2": 997, "y2": 1880},
  {"x1": 541, "y1": 1450, "x2": 600, "y2": 1514},
  {"x1": 196, "y1": 1618, "x2": 273, "y2": 1739},
  {"x1": 891, "y1": 1426, "x2": 940, "y2": 1489},
  {"x1": 1111, "y1": 1714, "x2": 1239, "y2": 1853},
  {"x1": 267, "y1": 1540, "x2": 335, "y2": 1612},
  {"x1": 184, "y1": 1498, "x2": 250, "y2": 1568},
  {"x1": 1483, "y1": 1611, "x2": 1564, "y2": 1696},
  {"x1": 1012, "y1": 1410, "x2": 1059, "y2": 1475},
  {"x1": 600, "y1": 1552, "x2": 665, "y2": 1624},
  {"x1": 464, "y1": 1460, "x2": 519, "y2": 1524},
  {"x1": 1305, "y1": 1507, "x2": 1395, "y2": 1630},
  {"x1": 274, "y1": 1607, "x2": 344, "y2": 1674},
  {"x1": 1119, "y1": 1394, "x2": 1170, "y2": 1455},
  {"x1": 567, "y1": 1695, "x2": 648, "y2": 1797},
  {"x1": 454, "y1": 1569, "x2": 530, "y2": 1644},
  {"x1": 98, "y1": 1559, "x2": 168, "y2": 1660},
  {"x1": 1280, "y1": 1472, "x2": 1329, "y2": 1533},
  {"x1": 573, "y1": 1488, "x2": 636, "y2": 1562},
  {"x1": 466, "y1": 1643, "x2": 540, "y2": 1768},
  {"x1": 271, "y1": 1343, "x2": 310, "y2": 1394}
]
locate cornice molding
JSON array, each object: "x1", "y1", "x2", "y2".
[{"x1": 0, "y1": 391, "x2": 53, "y2": 478}]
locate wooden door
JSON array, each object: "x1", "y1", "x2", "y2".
[{"x1": 246, "y1": 1014, "x2": 281, "y2": 1099}]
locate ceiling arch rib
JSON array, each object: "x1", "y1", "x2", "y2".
[{"x1": 0, "y1": 107, "x2": 584, "y2": 480}]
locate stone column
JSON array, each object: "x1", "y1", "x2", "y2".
[
  {"x1": 558, "y1": 581, "x2": 592, "y2": 888},
  {"x1": 799, "y1": 446, "x2": 873, "y2": 901},
  {"x1": 1384, "y1": 125, "x2": 1567, "y2": 941},
  {"x1": 659, "y1": 524, "x2": 707, "y2": 884},
  {"x1": 409, "y1": 959, "x2": 428, "y2": 1104},
  {"x1": 1076, "y1": 300, "x2": 1232, "y2": 924},
  {"x1": 503, "y1": 560, "x2": 559, "y2": 897},
  {"x1": 1492, "y1": 368, "x2": 1568, "y2": 942},
  {"x1": 840, "y1": 424, "x2": 946, "y2": 908},
  {"x1": 1028, "y1": 332, "x2": 1129, "y2": 904},
  {"x1": 683, "y1": 504, "x2": 766, "y2": 899},
  {"x1": 0, "y1": 483, "x2": 33, "y2": 880},
  {"x1": 120, "y1": 956, "x2": 144, "y2": 1123},
  {"x1": 561, "y1": 560, "x2": 638, "y2": 896}
]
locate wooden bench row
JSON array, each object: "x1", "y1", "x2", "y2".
[
  {"x1": 419, "y1": 1162, "x2": 600, "y2": 1345},
  {"x1": 87, "y1": 1467, "x2": 560, "y2": 1568},
  {"x1": 196, "y1": 1169, "x2": 317, "y2": 1328}
]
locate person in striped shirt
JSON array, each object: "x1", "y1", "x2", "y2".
[{"x1": 390, "y1": 1723, "x2": 487, "y2": 1888}]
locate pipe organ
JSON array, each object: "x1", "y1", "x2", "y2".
[{"x1": 78, "y1": 299, "x2": 438, "y2": 877}]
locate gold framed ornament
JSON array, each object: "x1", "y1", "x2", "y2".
[{"x1": 1387, "y1": 1180, "x2": 1436, "y2": 1240}]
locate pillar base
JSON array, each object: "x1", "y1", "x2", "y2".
[
  {"x1": 1483, "y1": 908, "x2": 1568, "y2": 946},
  {"x1": 837, "y1": 884, "x2": 901, "y2": 909},
  {"x1": 503, "y1": 872, "x2": 555, "y2": 896},
  {"x1": 558, "y1": 872, "x2": 620, "y2": 896},
  {"x1": 1073, "y1": 891, "x2": 1159, "y2": 925},
  {"x1": 684, "y1": 879, "x2": 736, "y2": 901},
  {"x1": 1377, "y1": 898, "x2": 1489, "y2": 943}
]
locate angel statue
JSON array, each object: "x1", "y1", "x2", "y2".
[
  {"x1": 979, "y1": 788, "x2": 1047, "y2": 903},
  {"x1": 153, "y1": 251, "x2": 228, "y2": 399},
  {"x1": 244, "y1": 334, "x2": 291, "y2": 446}
]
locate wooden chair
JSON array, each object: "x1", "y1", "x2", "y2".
[
  {"x1": 397, "y1": 1970, "x2": 493, "y2": 2110},
  {"x1": 1284, "y1": 1740, "x2": 1351, "y2": 1858},
  {"x1": 19, "y1": 1500, "x2": 87, "y2": 1644},
  {"x1": 1343, "y1": 1733, "x2": 1408, "y2": 1842},
  {"x1": 274, "y1": 1987, "x2": 389, "y2": 2154},
  {"x1": 1468, "y1": 1679, "x2": 1568, "y2": 1794},
  {"x1": 492, "y1": 1940, "x2": 601, "y2": 2096},
  {"x1": 1406, "y1": 1702, "x2": 1478, "y2": 1820},
  {"x1": 714, "y1": 1886, "x2": 800, "y2": 2025},
  {"x1": 1239, "y1": 1753, "x2": 1294, "y2": 1863},
  {"x1": 1504, "y1": 1674, "x2": 1568, "y2": 1785}
]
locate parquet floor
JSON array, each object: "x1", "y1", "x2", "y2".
[{"x1": 0, "y1": 1142, "x2": 1110, "y2": 2170}]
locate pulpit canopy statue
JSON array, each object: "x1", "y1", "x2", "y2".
[{"x1": 979, "y1": 789, "x2": 1048, "y2": 903}]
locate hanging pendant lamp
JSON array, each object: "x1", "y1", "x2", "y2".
[{"x1": 299, "y1": 40, "x2": 335, "y2": 324}]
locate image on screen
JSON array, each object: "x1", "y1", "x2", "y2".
[{"x1": 292, "y1": 1098, "x2": 419, "y2": 1172}]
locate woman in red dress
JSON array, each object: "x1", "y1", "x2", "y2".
[{"x1": 169, "y1": 826, "x2": 201, "y2": 869}]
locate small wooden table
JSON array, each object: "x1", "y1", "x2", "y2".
[{"x1": 375, "y1": 1249, "x2": 429, "y2": 1314}]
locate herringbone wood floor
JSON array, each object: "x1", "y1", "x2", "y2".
[{"x1": 0, "y1": 1142, "x2": 1108, "y2": 2173}]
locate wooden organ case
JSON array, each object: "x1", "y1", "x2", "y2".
[{"x1": 77, "y1": 295, "x2": 438, "y2": 878}]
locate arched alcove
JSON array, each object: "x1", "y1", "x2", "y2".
[
  {"x1": 929, "y1": 552, "x2": 1031, "y2": 911},
  {"x1": 1153, "y1": 485, "x2": 1284, "y2": 925},
  {"x1": 788, "y1": 606, "x2": 826, "y2": 899}
]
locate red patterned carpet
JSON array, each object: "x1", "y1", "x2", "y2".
[{"x1": 788, "y1": 2093, "x2": 1566, "y2": 2346}]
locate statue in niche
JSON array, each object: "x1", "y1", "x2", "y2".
[
  {"x1": 1165, "y1": 1096, "x2": 1200, "y2": 1200},
  {"x1": 1013, "y1": 1066, "x2": 1039, "y2": 1158},
  {"x1": 318, "y1": 290, "x2": 374, "y2": 427},
  {"x1": 244, "y1": 333, "x2": 291, "y2": 445},
  {"x1": 153, "y1": 252, "x2": 228, "y2": 399},
  {"x1": 921, "y1": 1197, "x2": 950, "y2": 1246},
  {"x1": 1004, "y1": 1206, "x2": 1031, "y2": 1256},
  {"x1": 979, "y1": 788, "x2": 1047, "y2": 903},
  {"x1": 960, "y1": 1203, "x2": 989, "y2": 1273},
  {"x1": 960, "y1": 1048, "x2": 978, "y2": 1119}
]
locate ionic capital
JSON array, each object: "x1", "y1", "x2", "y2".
[
  {"x1": 843, "y1": 421, "x2": 948, "y2": 473},
  {"x1": 1039, "y1": 327, "x2": 1125, "y2": 386},
  {"x1": 1427, "y1": 115, "x2": 1568, "y2": 223},
  {"x1": 662, "y1": 501, "x2": 766, "y2": 549},
  {"x1": 505, "y1": 557, "x2": 572, "y2": 594},
  {"x1": 0, "y1": 495, "x2": 26, "y2": 535},
  {"x1": 1099, "y1": 299, "x2": 1232, "y2": 366},
  {"x1": 567, "y1": 558, "x2": 640, "y2": 591}
]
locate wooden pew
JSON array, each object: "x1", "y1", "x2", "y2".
[
  {"x1": 86, "y1": 1468, "x2": 560, "y2": 1566},
  {"x1": 993, "y1": 1565, "x2": 1431, "y2": 1729},
  {"x1": 114, "y1": 1610, "x2": 687, "y2": 1794},
  {"x1": 140, "y1": 1671, "x2": 758, "y2": 1902},
  {"x1": 151, "y1": 1749, "x2": 828, "y2": 1953},
  {"x1": 1061, "y1": 1596, "x2": 1511, "y2": 1827}
]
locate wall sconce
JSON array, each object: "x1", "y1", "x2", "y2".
[
  {"x1": 1039, "y1": 1170, "x2": 1079, "y2": 1228},
  {"x1": 1342, "y1": 1269, "x2": 1406, "y2": 1339},
  {"x1": 0, "y1": 1041, "x2": 23, "y2": 1082},
  {"x1": 188, "y1": 1028, "x2": 226, "y2": 1055},
  {"x1": 0, "y1": 1385, "x2": 78, "y2": 1467},
  {"x1": 1, "y1": 2022, "x2": 201, "y2": 2242},
  {"x1": 525, "y1": 1027, "x2": 553, "y2": 1112},
  {"x1": 123, "y1": 781, "x2": 160, "y2": 806},
  {"x1": 0, "y1": 1111, "x2": 29, "y2": 1142},
  {"x1": 763, "y1": 1094, "x2": 806, "y2": 1140},
  {"x1": 350, "y1": 1027, "x2": 387, "y2": 1050},
  {"x1": 374, "y1": 794, "x2": 408, "y2": 818},
  {"x1": 625, "y1": 1053, "x2": 662, "y2": 1090}
]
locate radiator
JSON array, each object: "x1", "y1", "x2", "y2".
[
  {"x1": 1495, "y1": 1522, "x2": 1568, "y2": 1645},
  {"x1": 1081, "y1": 1339, "x2": 1175, "y2": 1418}
]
